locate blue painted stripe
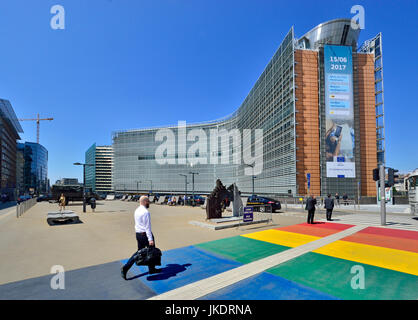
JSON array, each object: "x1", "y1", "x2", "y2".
[
  {"x1": 121, "y1": 246, "x2": 243, "y2": 295},
  {"x1": 199, "y1": 272, "x2": 339, "y2": 300}
]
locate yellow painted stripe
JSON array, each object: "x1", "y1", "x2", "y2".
[
  {"x1": 313, "y1": 240, "x2": 418, "y2": 276},
  {"x1": 241, "y1": 230, "x2": 320, "y2": 248}
]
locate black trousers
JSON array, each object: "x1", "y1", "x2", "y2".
[
  {"x1": 326, "y1": 209, "x2": 333, "y2": 220},
  {"x1": 307, "y1": 209, "x2": 315, "y2": 224},
  {"x1": 123, "y1": 232, "x2": 156, "y2": 273}
]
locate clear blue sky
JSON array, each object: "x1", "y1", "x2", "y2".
[{"x1": 0, "y1": 0, "x2": 416, "y2": 184}]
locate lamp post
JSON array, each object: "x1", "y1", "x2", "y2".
[
  {"x1": 189, "y1": 171, "x2": 199, "y2": 206},
  {"x1": 179, "y1": 174, "x2": 188, "y2": 205},
  {"x1": 245, "y1": 164, "x2": 256, "y2": 196},
  {"x1": 73, "y1": 162, "x2": 94, "y2": 213}
]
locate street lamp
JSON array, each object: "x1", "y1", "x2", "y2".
[
  {"x1": 73, "y1": 162, "x2": 94, "y2": 213},
  {"x1": 179, "y1": 174, "x2": 188, "y2": 205},
  {"x1": 188, "y1": 171, "x2": 199, "y2": 206},
  {"x1": 245, "y1": 164, "x2": 256, "y2": 196}
]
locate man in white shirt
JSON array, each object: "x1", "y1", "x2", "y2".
[{"x1": 121, "y1": 196, "x2": 161, "y2": 279}]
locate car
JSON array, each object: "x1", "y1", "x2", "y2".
[
  {"x1": 246, "y1": 195, "x2": 281, "y2": 212},
  {"x1": 17, "y1": 195, "x2": 31, "y2": 204},
  {"x1": 36, "y1": 194, "x2": 51, "y2": 202},
  {"x1": 185, "y1": 195, "x2": 205, "y2": 206}
]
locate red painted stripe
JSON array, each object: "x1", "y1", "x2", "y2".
[
  {"x1": 358, "y1": 227, "x2": 418, "y2": 241},
  {"x1": 342, "y1": 232, "x2": 418, "y2": 253},
  {"x1": 295, "y1": 222, "x2": 355, "y2": 230},
  {"x1": 276, "y1": 222, "x2": 354, "y2": 237}
]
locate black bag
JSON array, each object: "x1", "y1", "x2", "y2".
[{"x1": 134, "y1": 246, "x2": 162, "y2": 266}]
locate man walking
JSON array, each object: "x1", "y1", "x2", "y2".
[
  {"x1": 324, "y1": 194, "x2": 334, "y2": 221},
  {"x1": 335, "y1": 193, "x2": 340, "y2": 207},
  {"x1": 121, "y1": 196, "x2": 161, "y2": 280},
  {"x1": 306, "y1": 194, "x2": 317, "y2": 224}
]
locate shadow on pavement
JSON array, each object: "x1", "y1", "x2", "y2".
[{"x1": 147, "y1": 263, "x2": 192, "y2": 281}]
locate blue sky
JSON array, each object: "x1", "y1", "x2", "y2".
[{"x1": 0, "y1": 0, "x2": 417, "y2": 184}]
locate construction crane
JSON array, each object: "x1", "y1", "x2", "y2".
[{"x1": 18, "y1": 114, "x2": 54, "y2": 144}]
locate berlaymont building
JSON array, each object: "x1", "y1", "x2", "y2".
[{"x1": 112, "y1": 19, "x2": 385, "y2": 198}]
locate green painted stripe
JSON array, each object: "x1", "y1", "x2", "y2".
[
  {"x1": 195, "y1": 236, "x2": 290, "y2": 264},
  {"x1": 266, "y1": 252, "x2": 418, "y2": 300}
]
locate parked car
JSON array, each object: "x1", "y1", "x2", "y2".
[
  {"x1": 17, "y1": 195, "x2": 31, "y2": 204},
  {"x1": 246, "y1": 195, "x2": 281, "y2": 212},
  {"x1": 36, "y1": 194, "x2": 51, "y2": 202},
  {"x1": 186, "y1": 195, "x2": 205, "y2": 206}
]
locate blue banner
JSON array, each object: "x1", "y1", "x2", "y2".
[{"x1": 324, "y1": 45, "x2": 355, "y2": 178}]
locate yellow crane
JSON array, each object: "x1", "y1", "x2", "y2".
[{"x1": 18, "y1": 114, "x2": 54, "y2": 144}]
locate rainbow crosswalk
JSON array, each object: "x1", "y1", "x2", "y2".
[{"x1": 191, "y1": 222, "x2": 418, "y2": 299}]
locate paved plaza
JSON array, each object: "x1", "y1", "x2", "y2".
[{"x1": 0, "y1": 200, "x2": 417, "y2": 300}]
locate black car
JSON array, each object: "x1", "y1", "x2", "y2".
[{"x1": 246, "y1": 195, "x2": 281, "y2": 212}]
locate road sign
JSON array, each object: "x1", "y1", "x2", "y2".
[{"x1": 243, "y1": 206, "x2": 253, "y2": 222}]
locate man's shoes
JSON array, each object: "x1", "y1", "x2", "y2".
[
  {"x1": 121, "y1": 266, "x2": 127, "y2": 280},
  {"x1": 148, "y1": 268, "x2": 162, "y2": 275}
]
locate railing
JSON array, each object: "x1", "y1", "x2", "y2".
[{"x1": 16, "y1": 198, "x2": 37, "y2": 218}]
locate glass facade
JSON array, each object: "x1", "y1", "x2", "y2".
[
  {"x1": 22, "y1": 142, "x2": 48, "y2": 194},
  {"x1": 113, "y1": 28, "x2": 296, "y2": 196},
  {"x1": 85, "y1": 143, "x2": 113, "y2": 193},
  {"x1": 85, "y1": 143, "x2": 96, "y2": 190},
  {"x1": 112, "y1": 19, "x2": 383, "y2": 197}
]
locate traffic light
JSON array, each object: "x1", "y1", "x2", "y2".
[
  {"x1": 388, "y1": 168, "x2": 399, "y2": 186},
  {"x1": 372, "y1": 168, "x2": 379, "y2": 181}
]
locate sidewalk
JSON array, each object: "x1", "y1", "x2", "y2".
[{"x1": 0, "y1": 200, "x2": 416, "y2": 300}]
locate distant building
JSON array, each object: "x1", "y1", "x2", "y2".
[
  {"x1": 85, "y1": 143, "x2": 113, "y2": 193},
  {"x1": 22, "y1": 142, "x2": 48, "y2": 194},
  {"x1": 58, "y1": 178, "x2": 80, "y2": 186},
  {"x1": 16, "y1": 143, "x2": 25, "y2": 195},
  {"x1": 0, "y1": 99, "x2": 23, "y2": 199}
]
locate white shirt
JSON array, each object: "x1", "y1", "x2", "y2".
[{"x1": 134, "y1": 205, "x2": 153, "y2": 241}]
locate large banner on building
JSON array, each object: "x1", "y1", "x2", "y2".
[{"x1": 324, "y1": 45, "x2": 355, "y2": 178}]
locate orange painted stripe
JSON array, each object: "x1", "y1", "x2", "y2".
[
  {"x1": 276, "y1": 222, "x2": 354, "y2": 238},
  {"x1": 358, "y1": 227, "x2": 418, "y2": 241},
  {"x1": 342, "y1": 232, "x2": 418, "y2": 253}
]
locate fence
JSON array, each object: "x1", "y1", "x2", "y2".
[{"x1": 16, "y1": 198, "x2": 37, "y2": 218}]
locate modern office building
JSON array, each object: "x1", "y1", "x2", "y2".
[
  {"x1": 85, "y1": 143, "x2": 113, "y2": 193},
  {"x1": 16, "y1": 143, "x2": 25, "y2": 195},
  {"x1": 112, "y1": 19, "x2": 384, "y2": 198},
  {"x1": 55, "y1": 178, "x2": 80, "y2": 186},
  {"x1": 0, "y1": 99, "x2": 23, "y2": 198},
  {"x1": 21, "y1": 142, "x2": 48, "y2": 194}
]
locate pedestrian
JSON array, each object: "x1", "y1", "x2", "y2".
[
  {"x1": 121, "y1": 196, "x2": 161, "y2": 280},
  {"x1": 59, "y1": 193, "x2": 66, "y2": 212},
  {"x1": 324, "y1": 194, "x2": 334, "y2": 221},
  {"x1": 90, "y1": 197, "x2": 96, "y2": 212},
  {"x1": 343, "y1": 193, "x2": 348, "y2": 206},
  {"x1": 335, "y1": 193, "x2": 340, "y2": 207},
  {"x1": 305, "y1": 194, "x2": 317, "y2": 224}
]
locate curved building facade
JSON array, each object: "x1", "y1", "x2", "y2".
[{"x1": 113, "y1": 19, "x2": 384, "y2": 198}]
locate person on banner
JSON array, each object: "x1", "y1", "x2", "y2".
[
  {"x1": 324, "y1": 194, "x2": 334, "y2": 221},
  {"x1": 305, "y1": 194, "x2": 317, "y2": 224},
  {"x1": 121, "y1": 196, "x2": 161, "y2": 280}
]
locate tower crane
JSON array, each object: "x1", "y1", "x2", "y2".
[{"x1": 18, "y1": 114, "x2": 54, "y2": 144}]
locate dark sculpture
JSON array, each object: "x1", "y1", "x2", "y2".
[{"x1": 206, "y1": 179, "x2": 234, "y2": 219}]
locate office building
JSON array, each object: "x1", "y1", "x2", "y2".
[
  {"x1": 85, "y1": 143, "x2": 113, "y2": 193},
  {"x1": 112, "y1": 19, "x2": 384, "y2": 198},
  {"x1": 22, "y1": 142, "x2": 48, "y2": 194},
  {"x1": 0, "y1": 99, "x2": 23, "y2": 198}
]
